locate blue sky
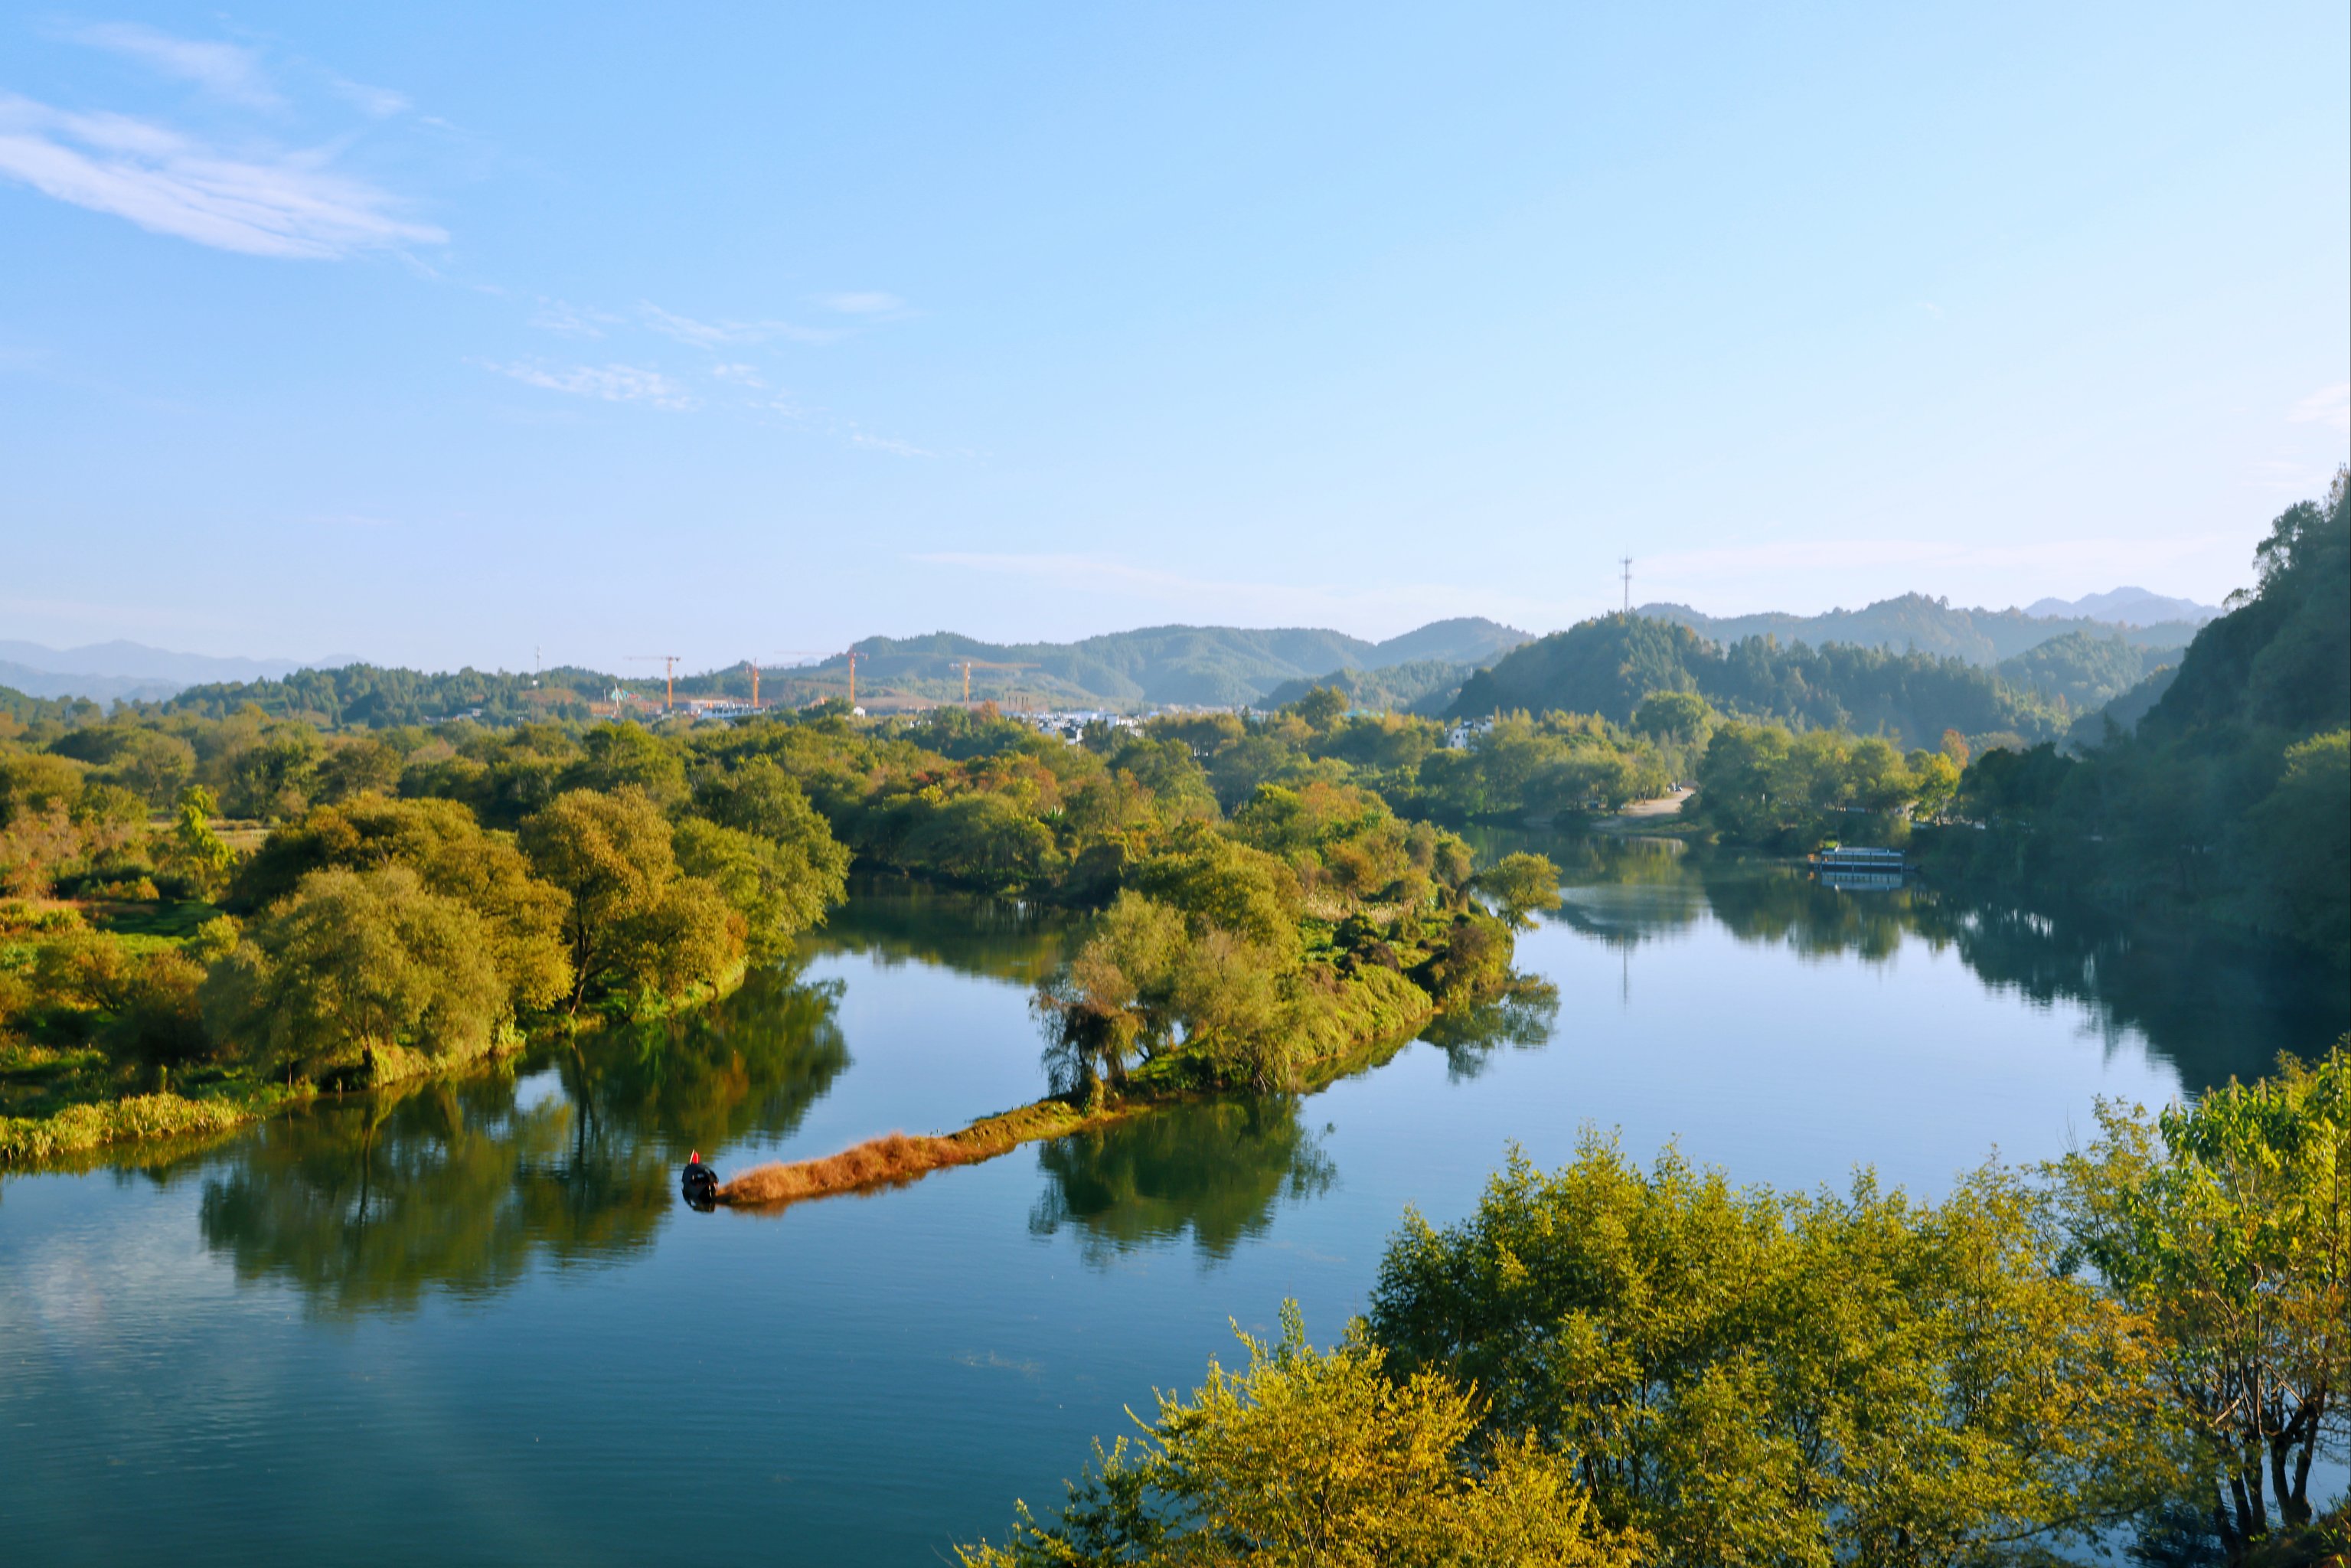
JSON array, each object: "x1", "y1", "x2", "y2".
[{"x1": 2, "y1": 3, "x2": 2345, "y2": 671}]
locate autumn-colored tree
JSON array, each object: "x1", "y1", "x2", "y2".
[{"x1": 958, "y1": 1302, "x2": 1644, "y2": 1568}]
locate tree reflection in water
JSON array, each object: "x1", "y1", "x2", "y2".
[
  {"x1": 805, "y1": 881, "x2": 1077, "y2": 985},
  {"x1": 190, "y1": 965, "x2": 850, "y2": 1315},
  {"x1": 1029, "y1": 1097, "x2": 1337, "y2": 1266},
  {"x1": 1421, "y1": 986, "x2": 1562, "y2": 1082},
  {"x1": 1517, "y1": 834, "x2": 2346, "y2": 1094}
]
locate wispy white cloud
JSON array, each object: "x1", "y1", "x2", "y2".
[
  {"x1": 0, "y1": 93, "x2": 444, "y2": 257},
  {"x1": 820, "y1": 291, "x2": 906, "y2": 315},
  {"x1": 2289, "y1": 382, "x2": 2349, "y2": 435},
  {"x1": 474, "y1": 358, "x2": 697, "y2": 410},
  {"x1": 530, "y1": 299, "x2": 619, "y2": 338},
  {"x1": 67, "y1": 22, "x2": 282, "y2": 109},
  {"x1": 640, "y1": 302, "x2": 838, "y2": 348},
  {"x1": 710, "y1": 362, "x2": 766, "y2": 387}
]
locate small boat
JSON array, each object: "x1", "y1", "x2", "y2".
[
  {"x1": 1809, "y1": 845, "x2": 1905, "y2": 891},
  {"x1": 681, "y1": 1151, "x2": 720, "y2": 1210}
]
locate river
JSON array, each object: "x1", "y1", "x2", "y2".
[{"x1": 2, "y1": 840, "x2": 2343, "y2": 1564}]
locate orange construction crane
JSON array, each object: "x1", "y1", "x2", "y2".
[
  {"x1": 626, "y1": 654, "x2": 682, "y2": 711},
  {"x1": 954, "y1": 658, "x2": 1039, "y2": 703},
  {"x1": 751, "y1": 651, "x2": 834, "y2": 710}
]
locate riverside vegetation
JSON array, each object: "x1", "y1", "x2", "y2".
[
  {"x1": 5, "y1": 473, "x2": 2343, "y2": 1160},
  {"x1": 961, "y1": 1044, "x2": 2350, "y2": 1567},
  {"x1": 2, "y1": 676, "x2": 1557, "y2": 1165}
]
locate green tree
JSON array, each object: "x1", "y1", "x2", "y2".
[
  {"x1": 1287, "y1": 684, "x2": 1350, "y2": 732},
  {"x1": 958, "y1": 1302, "x2": 1643, "y2": 1568},
  {"x1": 2049, "y1": 1045, "x2": 2349, "y2": 1553},
  {"x1": 101, "y1": 729, "x2": 197, "y2": 805},
  {"x1": 566, "y1": 722, "x2": 688, "y2": 805},
  {"x1": 1370, "y1": 1138, "x2": 2173, "y2": 1566},
  {"x1": 2244, "y1": 730, "x2": 2349, "y2": 954},
  {"x1": 1478, "y1": 852, "x2": 1562, "y2": 926},
  {"x1": 673, "y1": 817, "x2": 839, "y2": 961},
  {"x1": 233, "y1": 793, "x2": 572, "y2": 1013},
  {"x1": 220, "y1": 727, "x2": 322, "y2": 820},
  {"x1": 1634, "y1": 690, "x2": 1714, "y2": 743},
  {"x1": 164, "y1": 783, "x2": 237, "y2": 900},
  {"x1": 316, "y1": 737, "x2": 405, "y2": 802},
  {"x1": 200, "y1": 865, "x2": 507, "y2": 1081},
  {"x1": 520, "y1": 788, "x2": 739, "y2": 1009}
]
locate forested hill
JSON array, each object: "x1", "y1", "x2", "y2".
[
  {"x1": 1450, "y1": 615, "x2": 2065, "y2": 748},
  {"x1": 162, "y1": 665, "x2": 609, "y2": 727},
  {"x1": 140, "y1": 619, "x2": 1530, "y2": 720},
  {"x1": 1935, "y1": 471, "x2": 2349, "y2": 955},
  {"x1": 1637, "y1": 593, "x2": 2202, "y2": 666},
  {"x1": 810, "y1": 617, "x2": 1530, "y2": 709}
]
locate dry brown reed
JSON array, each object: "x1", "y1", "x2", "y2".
[{"x1": 713, "y1": 1096, "x2": 1137, "y2": 1209}]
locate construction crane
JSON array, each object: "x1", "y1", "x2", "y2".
[
  {"x1": 627, "y1": 654, "x2": 683, "y2": 712},
  {"x1": 750, "y1": 651, "x2": 834, "y2": 710},
  {"x1": 954, "y1": 658, "x2": 1040, "y2": 703}
]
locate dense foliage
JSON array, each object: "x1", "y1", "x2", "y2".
[
  {"x1": 1997, "y1": 629, "x2": 2186, "y2": 714},
  {"x1": 2051, "y1": 1049, "x2": 2349, "y2": 1553},
  {"x1": 1453, "y1": 613, "x2": 2071, "y2": 747},
  {"x1": 1922, "y1": 473, "x2": 2350, "y2": 954},
  {"x1": 958, "y1": 1304, "x2": 1643, "y2": 1567},
  {"x1": 975, "y1": 1047, "x2": 2351, "y2": 1566},
  {"x1": 4, "y1": 676, "x2": 1578, "y2": 1151}
]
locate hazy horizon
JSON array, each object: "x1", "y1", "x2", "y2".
[{"x1": 0, "y1": 580, "x2": 2232, "y2": 687}]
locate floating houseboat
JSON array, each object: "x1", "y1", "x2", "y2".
[{"x1": 1809, "y1": 844, "x2": 1906, "y2": 890}]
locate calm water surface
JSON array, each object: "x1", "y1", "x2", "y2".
[{"x1": 4, "y1": 847, "x2": 2343, "y2": 1565}]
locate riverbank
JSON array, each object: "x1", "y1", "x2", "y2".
[
  {"x1": 0, "y1": 1075, "x2": 301, "y2": 1165},
  {"x1": 0, "y1": 965, "x2": 745, "y2": 1170}
]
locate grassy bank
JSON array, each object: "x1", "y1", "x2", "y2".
[{"x1": 0, "y1": 1080, "x2": 299, "y2": 1165}]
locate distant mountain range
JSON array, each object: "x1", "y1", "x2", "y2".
[
  {"x1": 0, "y1": 589, "x2": 2220, "y2": 715},
  {"x1": 814, "y1": 618, "x2": 1533, "y2": 710},
  {"x1": 2020, "y1": 586, "x2": 2219, "y2": 626},
  {"x1": 1634, "y1": 593, "x2": 2202, "y2": 668},
  {"x1": 0, "y1": 639, "x2": 351, "y2": 705}
]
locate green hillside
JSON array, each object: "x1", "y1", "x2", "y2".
[
  {"x1": 750, "y1": 618, "x2": 1530, "y2": 710},
  {"x1": 1451, "y1": 614, "x2": 2062, "y2": 747},
  {"x1": 162, "y1": 665, "x2": 607, "y2": 726},
  {"x1": 1256, "y1": 659, "x2": 1476, "y2": 715},
  {"x1": 1995, "y1": 629, "x2": 2189, "y2": 713},
  {"x1": 1933, "y1": 470, "x2": 2349, "y2": 954}
]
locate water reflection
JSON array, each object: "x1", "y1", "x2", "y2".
[
  {"x1": 1505, "y1": 835, "x2": 2347, "y2": 1093},
  {"x1": 1421, "y1": 988, "x2": 1562, "y2": 1081},
  {"x1": 188, "y1": 966, "x2": 850, "y2": 1315},
  {"x1": 1028, "y1": 1097, "x2": 1336, "y2": 1265},
  {"x1": 808, "y1": 881, "x2": 1076, "y2": 983}
]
